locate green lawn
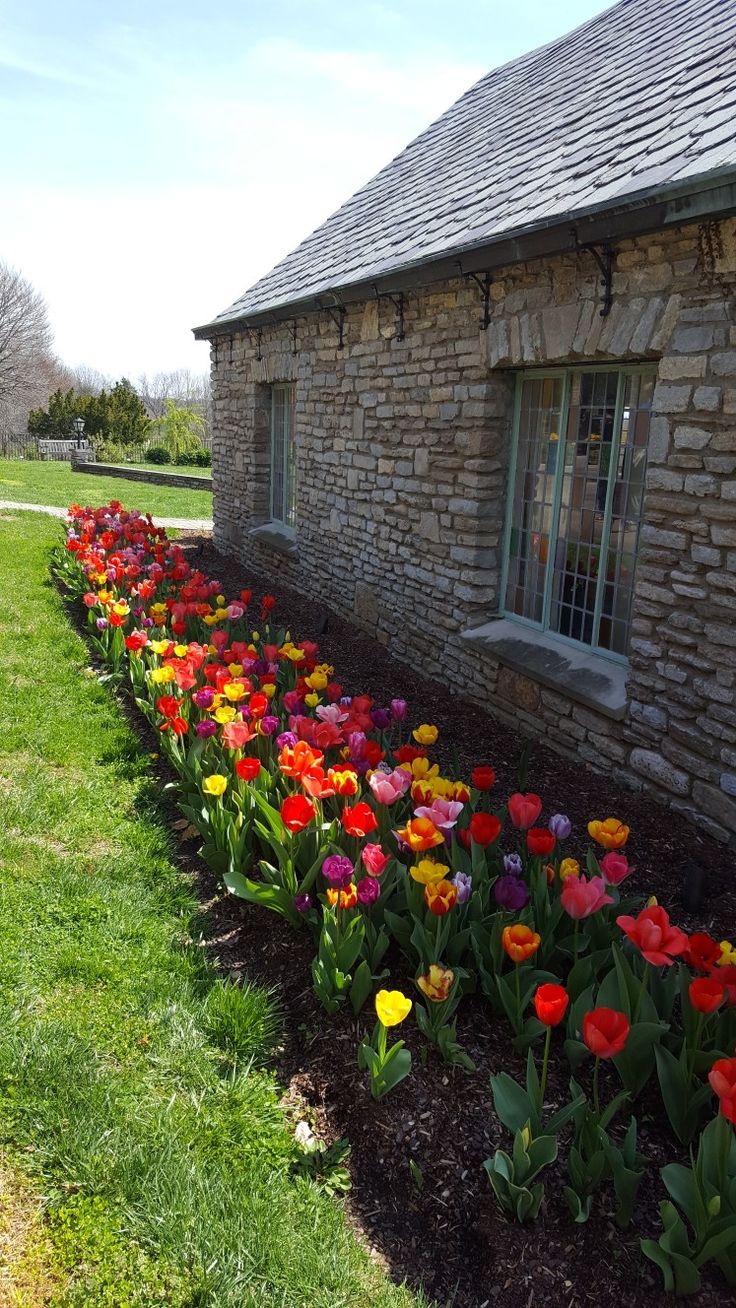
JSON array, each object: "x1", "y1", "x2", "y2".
[
  {"x1": 0, "y1": 459, "x2": 212, "y2": 519},
  {"x1": 0, "y1": 510, "x2": 421, "y2": 1308}
]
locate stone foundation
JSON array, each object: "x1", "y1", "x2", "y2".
[{"x1": 207, "y1": 216, "x2": 736, "y2": 843}]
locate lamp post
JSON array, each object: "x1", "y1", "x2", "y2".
[{"x1": 73, "y1": 416, "x2": 85, "y2": 449}]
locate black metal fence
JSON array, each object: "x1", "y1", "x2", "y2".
[{"x1": 0, "y1": 435, "x2": 212, "y2": 464}]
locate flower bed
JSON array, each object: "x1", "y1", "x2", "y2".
[{"x1": 54, "y1": 501, "x2": 736, "y2": 1300}]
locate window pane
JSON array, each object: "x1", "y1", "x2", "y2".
[
  {"x1": 504, "y1": 376, "x2": 564, "y2": 624},
  {"x1": 548, "y1": 371, "x2": 619, "y2": 647},
  {"x1": 270, "y1": 384, "x2": 296, "y2": 525},
  {"x1": 597, "y1": 372, "x2": 653, "y2": 655},
  {"x1": 284, "y1": 386, "x2": 297, "y2": 528}
]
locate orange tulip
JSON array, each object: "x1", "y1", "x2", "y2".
[
  {"x1": 278, "y1": 740, "x2": 324, "y2": 779},
  {"x1": 587, "y1": 817, "x2": 629, "y2": 849},
  {"x1": 397, "y1": 817, "x2": 444, "y2": 852},
  {"x1": 502, "y1": 923, "x2": 541, "y2": 964},
  {"x1": 326, "y1": 883, "x2": 358, "y2": 909}
]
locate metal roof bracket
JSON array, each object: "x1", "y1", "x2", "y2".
[
  {"x1": 576, "y1": 237, "x2": 614, "y2": 317},
  {"x1": 461, "y1": 268, "x2": 492, "y2": 329},
  {"x1": 373, "y1": 287, "x2": 406, "y2": 340},
  {"x1": 319, "y1": 297, "x2": 346, "y2": 349},
  {"x1": 246, "y1": 327, "x2": 263, "y2": 360}
]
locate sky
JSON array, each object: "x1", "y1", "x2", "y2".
[{"x1": 0, "y1": 0, "x2": 612, "y2": 380}]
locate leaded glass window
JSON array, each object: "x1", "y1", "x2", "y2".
[
  {"x1": 270, "y1": 383, "x2": 297, "y2": 527},
  {"x1": 503, "y1": 367, "x2": 655, "y2": 660}
]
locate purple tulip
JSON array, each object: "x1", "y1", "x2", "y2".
[
  {"x1": 390, "y1": 698, "x2": 408, "y2": 722},
  {"x1": 357, "y1": 876, "x2": 380, "y2": 905},
  {"x1": 276, "y1": 731, "x2": 298, "y2": 749},
  {"x1": 548, "y1": 813, "x2": 572, "y2": 841},
  {"x1": 260, "y1": 715, "x2": 279, "y2": 735},
  {"x1": 321, "y1": 855, "x2": 354, "y2": 889},
  {"x1": 196, "y1": 719, "x2": 217, "y2": 738},
  {"x1": 452, "y1": 871, "x2": 473, "y2": 904},
  {"x1": 294, "y1": 893, "x2": 313, "y2": 914},
  {"x1": 96, "y1": 617, "x2": 108, "y2": 630},
  {"x1": 370, "y1": 707, "x2": 392, "y2": 731},
  {"x1": 503, "y1": 853, "x2": 523, "y2": 876},
  {"x1": 494, "y1": 875, "x2": 530, "y2": 911},
  {"x1": 193, "y1": 687, "x2": 215, "y2": 709}
]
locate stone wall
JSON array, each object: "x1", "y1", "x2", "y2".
[
  {"x1": 75, "y1": 461, "x2": 213, "y2": 491},
  {"x1": 208, "y1": 216, "x2": 736, "y2": 842}
]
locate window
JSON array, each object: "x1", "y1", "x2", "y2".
[
  {"x1": 502, "y1": 367, "x2": 656, "y2": 660},
  {"x1": 269, "y1": 383, "x2": 297, "y2": 526}
]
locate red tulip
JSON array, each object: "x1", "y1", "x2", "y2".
[
  {"x1": 280, "y1": 794, "x2": 316, "y2": 832},
  {"x1": 582, "y1": 1007, "x2": 630, "y2": 1059},
  {"x1": 689, "y1": 977, "x2": 726, "y2": 1015},
  {"x1": 534, "y1": 983, "x2": 569, "y2": 1027},
  {"x1": 471, "y1": 766, "x2": 496, "y2": 791},
  {"x1": 709, "y1": 1056, "x2": 736, "y2": 1124},
  {"x1": 616, "y1": 905, "x2": 688, "y2": 967},
  {"x1": 684, "y1": 932, "x2": 720, "y2": 973},
  {"x1": 468, "y1": 812, "x2": 502, "y2": 846},
  {"x1": 341, "y1": 802, "x2": 378, "y2": 838},
  {"x1": 507, "y1": 792, "x2": 543, "y2": 830},
  {"x1": 236, "y1": 757, "x2": 261, "y2": 781},
  {"x1": 526, "y1": 827, "x2": 556, "y2": 857}
]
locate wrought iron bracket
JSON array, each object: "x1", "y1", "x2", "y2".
[
  {"x1": 576, "y1": 238, "x2": 614, "y2": 317},
  {"x1": 320, "y1": 299, "x2": 346, "y2": 349},
  {"x1": 374, "y1": 287, "x2": 405, "y2": 340},
  {"x1": 461, "y1": 269, "x2": 492, "y2": 329},
  {"x1": 291, "y1": 319, "x2": 298, "y2": 356},
  {"x1": 246, "y1": 327, "x2": 263, "y2": 360}
]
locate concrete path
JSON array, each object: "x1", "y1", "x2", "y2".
[{"x1": 0, "y1": 501, "x2": 213, "y2": 532}]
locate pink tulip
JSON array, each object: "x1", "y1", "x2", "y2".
[
  {"x1": 221, "y1": 720, "x2": 253, "y2": 750},
  {"x1": 369, "y1": 768, "x2": 411, "y2": 805},
  {"x1": 599, "y1": 852, "x2": 633, "y2": 886},
  {"x1": 361, "y1": 844, "x2": 391, "y2": 877},
  {"x1": 413, "y1": 797, "x2": 464, "y2": 832},
  {"x1": 561, "y1": 874, "x2": 613, "y2": 920}
]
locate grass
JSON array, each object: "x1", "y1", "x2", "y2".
[
  {"x1": 0, "y1": 459, "x2": 212, "y2": 519},
  {"x1": 0, "y1": 509, "x2": 423, "y2": 1308}
]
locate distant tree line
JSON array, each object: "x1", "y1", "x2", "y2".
[{"x1": 28, "y1": 379, "x2": 150, "y2": 444}]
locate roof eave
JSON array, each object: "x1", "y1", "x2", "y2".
[{"x1": 192, "y1": 166, "x2": 736, "y2": 341}]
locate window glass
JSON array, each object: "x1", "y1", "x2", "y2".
[{"x1": 270, "y1": 384, "x2": 296, "y2": 526}]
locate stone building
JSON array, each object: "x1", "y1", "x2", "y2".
[{"x1": 194, "y1": 0, "x2": 736, "y2": 842}]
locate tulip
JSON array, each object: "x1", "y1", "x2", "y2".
[
  {"x1": 502, "y1": 923, "x2": 541, "y2": 964},
  {"x1": 582, "y1": 1007, "x2": 630, "y2": 1059},
  {"x1": 375, "y1": 990, "x2": 412, "y2": 1027},
  {"x1": 357, "y1": 876, "x2": 380, "y2": 906},
  {"x1": 202, "y1": 774, "x2": 227, "y2": 797},
  {"x1": 689, "y1": 977, "x2": 726, "y2": 1015},
  {"x1": 534, "y1": 983, "x2": 569, "y2": 1027},
  {"x1": 709, "y1": 1056, "x2": 736, "y2": 1124},
  {"x1": 616, "y1": 905, "x2": 688, "y2": 967},
  {"x1": 548, "y1": 813, "x2": 571, "y2": 840},
  {"x1": 559, "y1": 857, "x2": 580, "y2": 881},
  {"x1": 471, "y1": 766, "x2": 496, "y2": 791},
  {"x1": 236, "y1": 757, "x2": 261, "y2": 781},
  {"x1": 494, "y1": 874, "x2": 529, "y2": 911},
  {"x1": 396, "y1": 817, "x2": 444, "y2": 852},
  {"x1": 507, "y1": 792, "x2": 543, "y2": 830},
  {"x1": 414, "y1": 797, "x2": 464, "y2": 832},
  {"x1": 369, "y1": 769, "x2": 410, "y2": 805},
  {"x1": 196, "y1": 719, "x2": 217, "y2": 738},
  {"x1": 598, "y1": 851, "x2": 632, "y2": 886},
  {"x1": 390, "y1": 698, "x2": 408, "y2": 721},
  {"x1": 527, "y1": 827, "x2": 556, "y2": 857},
  {"x1": 341, "y1": 802, "x2": 379, "y2": 838},
  {"x1": 468, "y1": 812, "x2": 502, "y2": 846},
  {"x1": 222, "y1": 720, "x2": 253, "y2": 749},
  {"x1": 326, "y1": 884, "x2": 358, "y2": 909},
  {"x1": 503, "y1": 852, "x2": 523, "y2": 876},
  {"x1": 410, "y1": 859, "x2": 449, "y2": 886},
  {"x1": 280, "y1": 794, "x2": 316, "y2": 833},
  {"x1": 561, "y1": 874, "x2": 613, "y2": 920},
  {"x1": 684, "y1": 932, "x2": 720, "y2": 972},
  {"x1": 424, "y1": 879, "x2": 458, "y2": 916},
  {"x1": 588, "y1": 817, "x2": 629, "y2": 849},
  {"x1": 293, "y1": 893, "x2": 313, "y2": 914},
  {"x1": 370, "y1": 708, "x2": 392, "y2": 731},
  {"x1": 361, "y1": 844, "x2": 390, "y2": 878},
  {"x1": 412, "y1": 723, "x2": 438, "y2": 745},
  {"x1": 417, "y1": 965, "x2": 454, "y2": 1002},
  {"x1": 322, "y1": 855, "x2": 354, "y2": 889},
  {"x1": 451, "y1": 871, "x2": 472, "y2": 904}
]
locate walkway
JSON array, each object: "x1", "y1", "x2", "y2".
[{"x1": 0, "y1": 501, "x2": 213, "y2": 532}]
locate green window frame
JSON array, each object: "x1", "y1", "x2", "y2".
[
  {"x1": 269, "y1": 383, "x2": 297, "y2": 527},
  {"x1": 500, "y1": 365, "x2": 657, "y2": 663}
]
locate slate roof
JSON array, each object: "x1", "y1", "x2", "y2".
[{"x1": 197, "y1": 0, "x2": 736, "y2": 333}]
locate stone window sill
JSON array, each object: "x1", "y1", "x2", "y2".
[
  {"x1": 248, "y1": 521, "x2": 298, "y2": 557},
  {"x1": 459, "y1": 617, "x2": 628, "y2": 721}
]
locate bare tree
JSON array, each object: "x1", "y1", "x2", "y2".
[
  {"x1": 71, "y1": 363, "x2": 109, "y2": 396},
  {"x1": 137, "y1": 369, "x2": 211, "y2": 439},
  {"x1": 0, "y1": 261, "x2": 53, "y2": 436}
]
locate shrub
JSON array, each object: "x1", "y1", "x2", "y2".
[
  {"x1": 146, "y1": 446, "x2": 171, "y2": 465},
  {"x1": 185, "y1": 447, "x2": 212, "y2": 467}
]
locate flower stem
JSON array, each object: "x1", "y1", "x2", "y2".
[
  {"x1": 539, "y1": 1024, "x2": 552, "y2": 1110},
  {"x1": 633, "y1": 964, "x2": 650, "y2": 1024},
  {"x1": 687, "y1": 1012, "x2": 704, "y2": 1085},
  {"x1": 593, "y1": 1056, "x2": 601, "y2": 1119}
]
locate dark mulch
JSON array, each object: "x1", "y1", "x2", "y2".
[{"x1": 101, "y1": 533, "x2": 736, "y2": 1308}]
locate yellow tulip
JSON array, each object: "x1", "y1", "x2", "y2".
[
  {"x1": 223, "y1": 682, "x2": 246, "y2": 701},
  {"x1": 149, "y1": 666, "x2": 175, "y2": 684},
  {"x1": 202, "y1": 774, "x2": 227, "y2": 797},
  {"x1": 216, "y1": 594, "x2": 226, "y2": 606},
  {"x1": 417, "y1": 965, "x2": 454, "y2": 1002},
  {"x1": 304, "y1": 693, "x2": 320, "y2": 708},
  {"x1": 375, "y1": 990, "x2": 412, "y2": 1027},
  {"x1": 149, "y1": 639, "x2": 170, "y2": 656},
  {"x1": 410, "y1": 859, "x2": 449, "y2": 886},
  {"x1": 587, "y1": 817, "x2": 630, "y2": 849},
  {"x1": 412, "y1": 723, "x2": 438, "y2": 746},
  {"x1": 214, "y1": 705, "x2": 236, "y2": 724},
  {"x1": 718, "y1": 941, "x2": 736, "y2": 966},
  {"x1": 173, "y1": 644, "x2": 189, "y2": 658},
  {"x1": 559, "y1": 858, "x2": 580, "y2": 881},
  {"x1": 306, "y1": 671, "x2": 328, "y2": 691},
  {"x1": 227, "y1": 663, "x2": 244, "y2": 677},
  {"x1": 262, "y1": 684, "x2": 276, "y2": 699}
]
